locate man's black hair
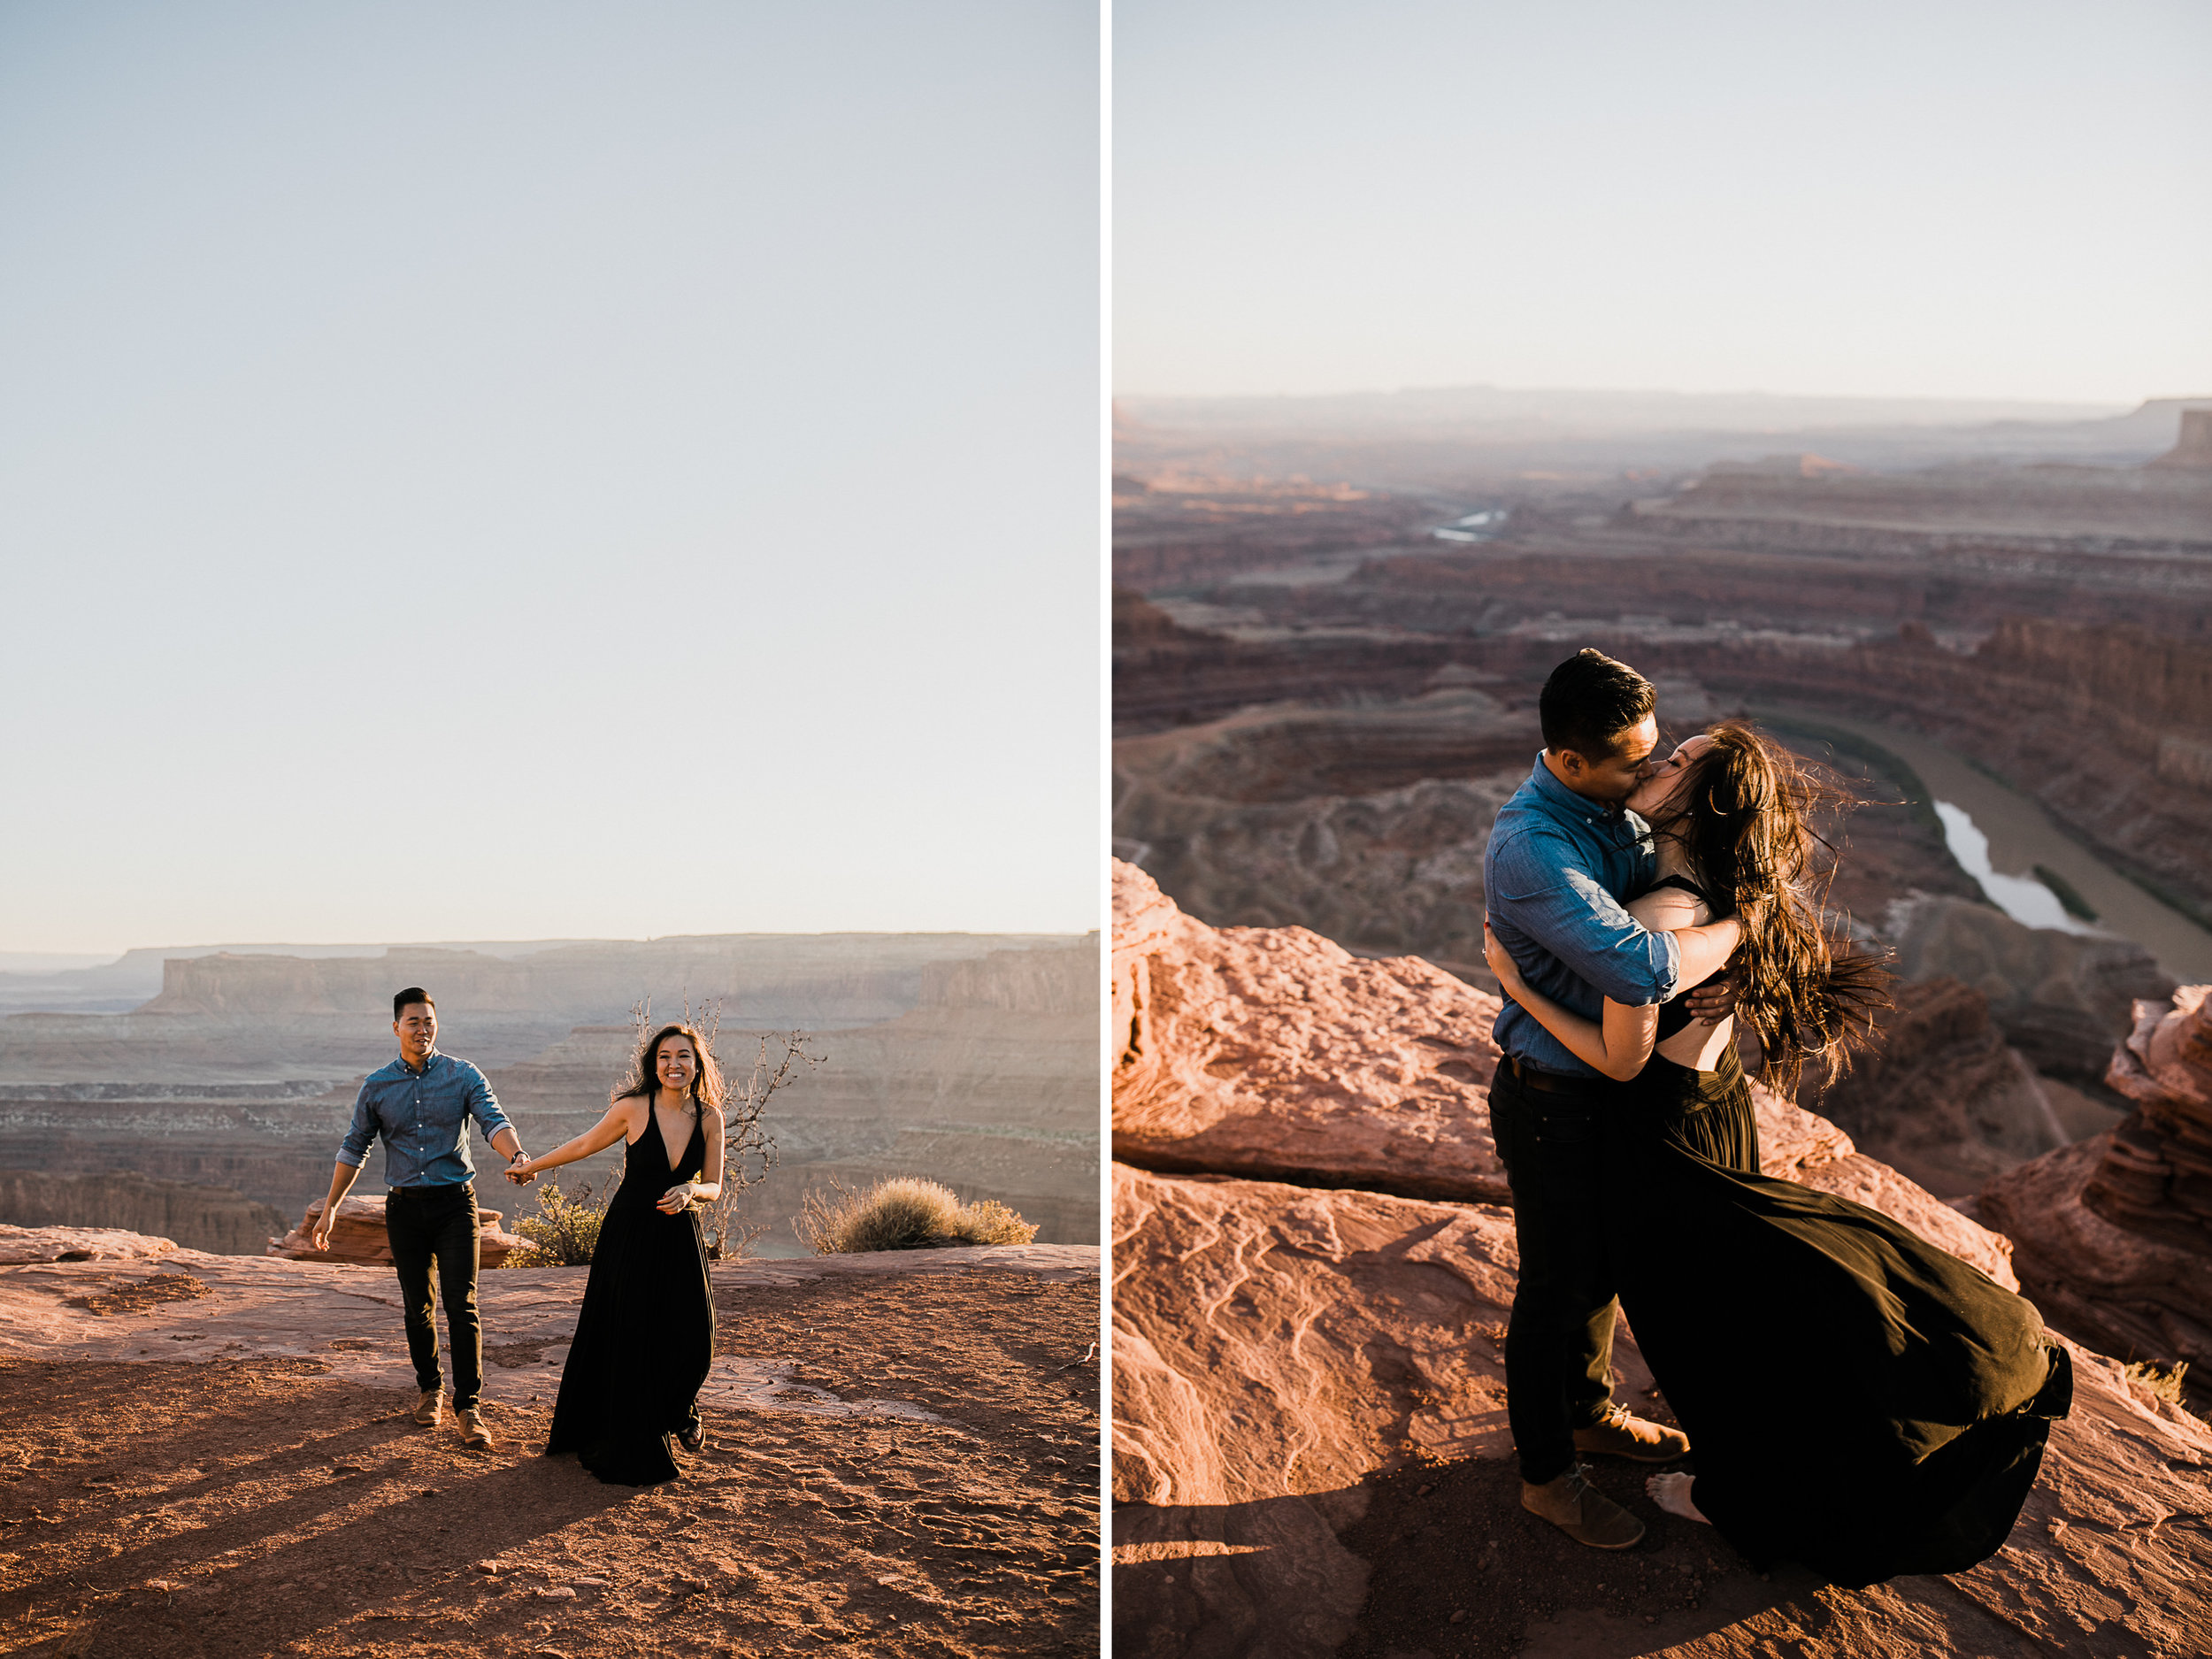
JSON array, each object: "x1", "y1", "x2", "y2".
[
  {"x1": 1539, "y1": 648, "x2": 1656, "y2": 760},
  {"x1": 393, "y1": 987, "x2": 436, "y2": 1021}
]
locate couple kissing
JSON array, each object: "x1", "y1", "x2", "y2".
[{"x1": 1481, "y1": 648, "x2": 2070, "y2": 1586}]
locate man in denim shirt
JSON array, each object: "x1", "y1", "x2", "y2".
[
  {"x1": 1484, "y1": 649, "x2": 1742, "y2": 1549},
  {"x1": 310, "y1": 987, "x2": 532, "y2": 1450}
]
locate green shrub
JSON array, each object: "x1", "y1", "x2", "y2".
[
  {"x1": 795, "y1": 1176, "x2": 1041, "y2": 1255},
  {"x1": 506, "y1": 1179, "x2": 611, "y2": 1267}
]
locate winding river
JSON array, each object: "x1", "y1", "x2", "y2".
[{"x1": 1759, "y1": 709, "x2": 2212, "y2": 985}]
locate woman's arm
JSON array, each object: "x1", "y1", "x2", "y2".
[
  {"x1": 509, "y1": 1102, "x2": 636, "y2": 1182},
  {"x1": 1485, "y1": 888, "x2": 1709, "y2": 1080},
  {"x1": 1486, "y1": 923, "x2": 1660, "y2": 1079},
  {"x1": 657, "y1": 1108, "x2": 726, "y2": 1213}
]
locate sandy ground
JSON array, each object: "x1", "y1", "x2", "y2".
[{"x1": 0, "y1": 1254, "x2": 1100, "y2": 1657}]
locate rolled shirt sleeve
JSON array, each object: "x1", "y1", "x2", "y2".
[
  {"x1": 458, "y1": 1061, "x2": 513, "y2": 1147},
  {"x1": 1491, "y1": 831, "x2": 1679, "y2": 1006},
  {"x1": 335, "y1": 1083, "x2": 380, "y2": 1169}
]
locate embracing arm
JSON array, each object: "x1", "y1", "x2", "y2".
[
  {"x1": 1486, "y1": 923, "x2": 1660, "y2": 1079},
  {"x1": 508, "y1": 1101, "x2": 637, "y2": 1183},
  {"x1": 1483, "y1": 889, "x2": 1720, "y2": 1081}
]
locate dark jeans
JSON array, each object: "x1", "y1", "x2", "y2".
[
  {"x1": 1489, "y1": 1060, "x2": 1618, "y2": 1485},
  {"x1": 386, "y1": 1183, "x2": 482, "y2": 1410}
]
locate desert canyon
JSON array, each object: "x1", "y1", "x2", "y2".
[
  {"x1": 0, "y1": 932, "x2": 1099, "y2": 1256},
  {"x1": 0, "y1": 933, "x2": 1104, "y2": 1655},
  {"x1": 1110, "y1": 393, "x2": 2212, "y2": 1655}
]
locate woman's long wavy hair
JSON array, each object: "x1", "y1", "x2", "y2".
[
  {"x1": 1647, "y1": 721, "x2": 1893, "y2": 1094},
  {"x1": 614, "y1": 1022, "x2": 726, "y2": 1118}
]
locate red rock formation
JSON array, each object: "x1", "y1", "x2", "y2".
[
  {"x1": 1979, "y1": 984, "x2": 2212, "y2": 1398},
  {"x1": 0, "y1": 1168, "x2": 288, "y2": 1256},
  {"x1": 2091, "y1": 985, "x2": 2212, "y2": 1252},
  {"x1": 0, "y1": 1223, "x2": 176, "y2": 1264},
  {"x1": 268, "y1": 1192, "x2": 523, "y2": 1268},
  {"x1": 1112, "y1": 861, "x2": 2212, "y2": 1656},
  {"x1": 1807, "y1": 976, "x2": 2060, "y2": 1197}
]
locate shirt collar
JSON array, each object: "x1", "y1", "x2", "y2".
[
  {"x1": 1527, "y1": 754, "x2": 1649, "y2": 845},
  {"x1": 399, "y1": 1048, "x2": 440, "y2": 1077},
  {"x1": 1528, "y1": 752, "x2": 1617, "y2": 818}
]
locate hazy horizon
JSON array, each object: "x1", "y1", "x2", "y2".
[
  {"x1": 2, "y1": 2, "x2": 1101, "y2": 956},
  {"x1": 1118, "y1": 0, "x2": 2212, "y2": 403}
]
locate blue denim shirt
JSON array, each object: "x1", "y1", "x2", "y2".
[
  {"x1": 337, "y1": 1051, "x2": 512, "y2": 1188},
  {"x1": 1484, "y1": 755, "x2": 1680, "y2": 1078}
]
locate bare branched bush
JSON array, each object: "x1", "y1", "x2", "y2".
[
  {"x1": 795, "y1": 1175, "x2": 1040, "y2": 1255},
  {"x1": 506, "y1": 1178, "x2": 609, "y2": 1267},
  {"x1": 624, "y1": 997, "x2": 818, "y2": 1262}
]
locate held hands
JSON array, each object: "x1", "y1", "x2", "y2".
[
  {"x1": 505, "y1": 1155, "x2": 538, "y2": 1186},
  {"x1": 1683, "y1": 972, "x2": 1740, "y2": 1027},
  {"x1": 657, "y1": 1181, "x2": 699, "y2": 1215}
]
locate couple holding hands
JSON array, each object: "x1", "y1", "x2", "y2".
[{"x1": 311, "y1": 988, "x2": 725, "y2": 1486}]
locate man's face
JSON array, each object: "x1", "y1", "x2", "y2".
[
  {"x1": 1555, "y1": 713, "x2": 1659, "y2": 804},
  {"x1": 394, "y1": 1003, "x2": 438, "y2": 1064}
]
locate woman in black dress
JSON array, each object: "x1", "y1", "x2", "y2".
[
  {"x1": 507, "y1": 1021, "x2": 725, "y2": 1486},
  {"x1": 1485, "y1": 722, "x2": 2071, "y2": 1587}
]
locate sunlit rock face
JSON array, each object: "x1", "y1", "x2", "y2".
[{"x1": 1110, "y1": 860, "x2": 2210, "y2": 1658}]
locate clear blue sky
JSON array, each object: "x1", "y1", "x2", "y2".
[
  {"x1": 1116, "y1": 0, "x2": 2211, "y2": 401},
  {"x1": 1, "y1": 1, "x2": 1100, "y2": 953}
]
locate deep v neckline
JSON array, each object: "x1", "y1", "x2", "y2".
[{"x1": 645, "y1": 1100, "x2": 696, "y2": 1174}]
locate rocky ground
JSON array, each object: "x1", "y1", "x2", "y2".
[
  {"x1": 0, "y1": 1233, "x2": 1101, "y2": 1657},
  {"x1": 1109, "y1": 864, "x2": 2212, "y2": 1659}
]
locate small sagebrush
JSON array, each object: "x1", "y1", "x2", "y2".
[
  {"x1": 795, "y1": 1176, "x2": 1040, "y2": 1256},
  {"x1": 2124, "y1": 1357, "x2": 2190, "y2": 1405},
  {"x1": 505, "y1": 1179, "x2": 611, "y2": 1267}
]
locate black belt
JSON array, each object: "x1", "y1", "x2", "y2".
[{"x1": 1503, "y1": 1056, "x2": 1601, "y2": 1098}]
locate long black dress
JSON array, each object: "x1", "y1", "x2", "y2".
[
  {"x1": 1603, "y1": 1045, "x2": 2072, "y2": 1586},
  {"x1": 546, "y1": 1102, "x2": 714, "y2": 1486}
]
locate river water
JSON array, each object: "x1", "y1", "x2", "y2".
[{"x1": 1762, "y1": 710, "x2": 2212, "y2": 985}]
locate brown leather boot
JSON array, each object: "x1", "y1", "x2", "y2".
[
  {"x1": 1574, "y1": 1402, "x2": 1690, "y2": 1463},
  {"x1": 456, "y1": 1408, "x2": 494, "y2": 1451},
  {"x1": 1520, "y1": 1463, "x2": 1645, "y2": 1549},
  {"x1": 413, "y1": 1389, "x2": 445, "y2": 1428}
]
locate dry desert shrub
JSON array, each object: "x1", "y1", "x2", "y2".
[
  {"x1": 506, "y1": 1178, "x2": 608, "y2": 1267},
  {"x1": 795, "y1": 1176, "x2": 1040, "y2": 1255},
  {"x1": 2124, "y1": 1357, "x2": 2190, "y2": 1404}
]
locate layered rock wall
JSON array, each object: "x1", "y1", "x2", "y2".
[
  {"x1": 0, "y1": 1168, "x2": 287, "y2": 1256},
  {"x1": 1981, "y1": 984, "x2": 2212, "y2": 1402}
]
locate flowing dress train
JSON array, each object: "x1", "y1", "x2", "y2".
[
  {"x1": 1602, "y1": 1047, "x2": 2071, "y2": 1586},
  {"x1": 546, "y1": 1103, "x2": 714, "y2": 1486}
]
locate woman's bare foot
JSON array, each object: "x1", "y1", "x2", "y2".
[{"x1": 1647, "y1": 1471, "x2": 1709, "y2": 1524}]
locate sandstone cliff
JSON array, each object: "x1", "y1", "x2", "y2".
[
  {"x1": 0, "y1": 1168, "x2": 287, "y2": 1256},
  {"x1": 1110, "y1": 860, "x2": 2212, "y2": 1658},
  {"x1": 1981, "y1": 983, "x2": 2212, "y2": 1405}
]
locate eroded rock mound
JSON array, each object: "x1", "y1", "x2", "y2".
[
  {"x1": 1983, "y1": 984, "x2": 2212, "y2": 1387},
  {"x1": 1112, "y1": 860, "x2": 1509, "y2": 1202},
  {"x1": 267, "y1": 1192, "x2": 524, "y2": 1267},
  {"x1": 1102, "y1": 861, "x2": 2212, "y2": 1658},
  {"x1": 0, "y1": 1224, "x2": 177, "y2": 1264}
]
